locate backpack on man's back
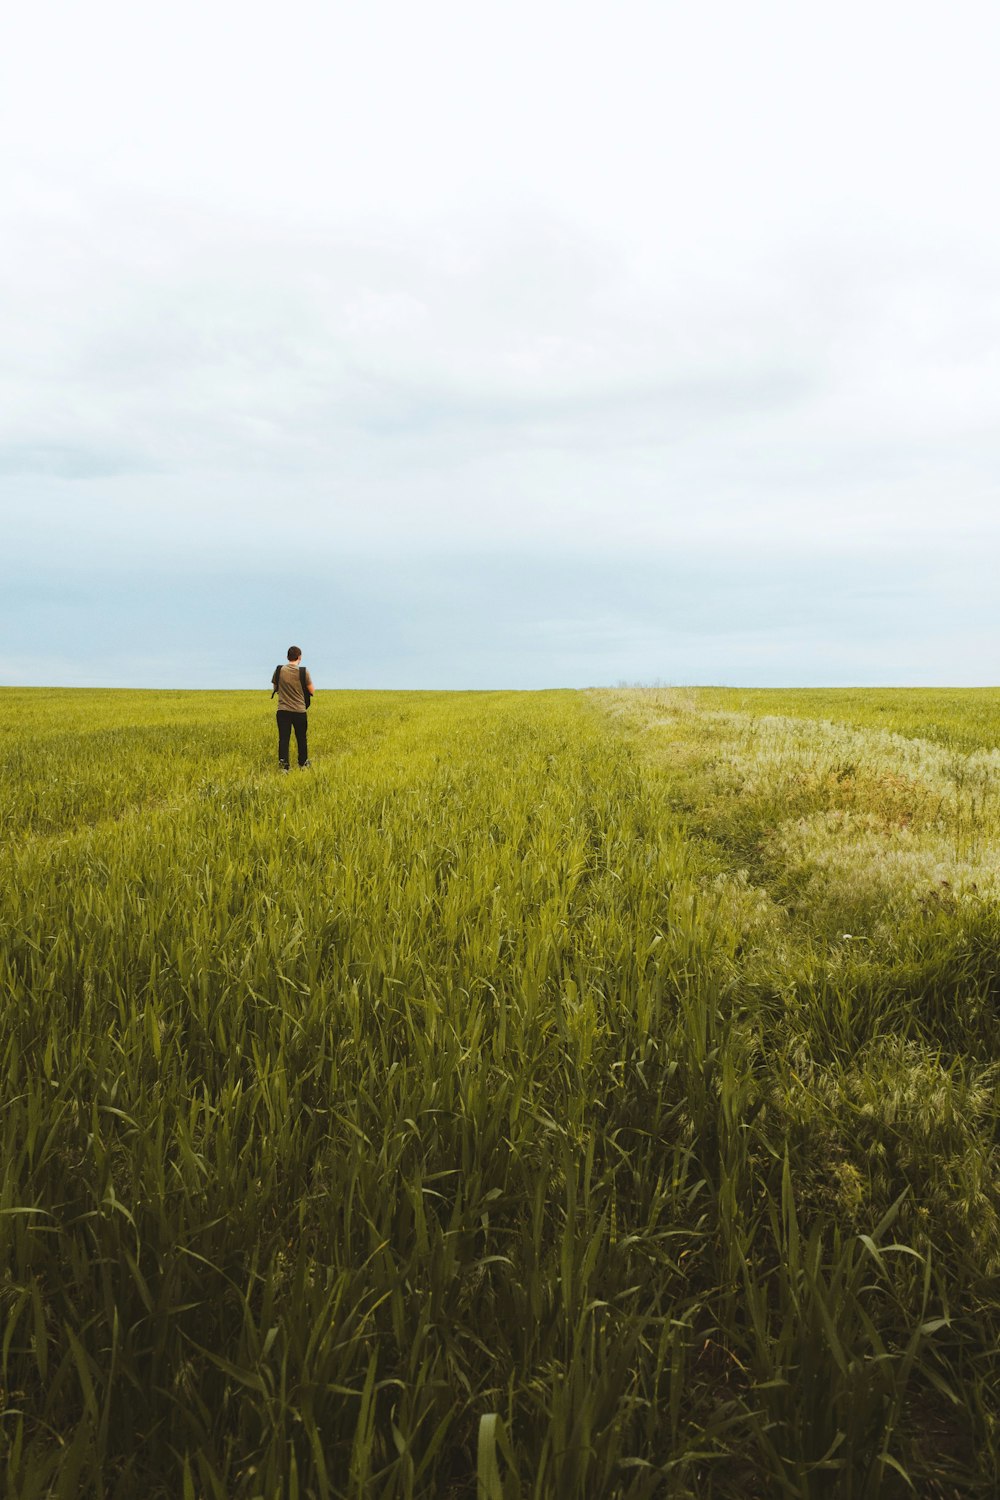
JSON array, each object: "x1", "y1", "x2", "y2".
[{"x1": 271, "y1": 664, "x2": 312, "y2": 708}]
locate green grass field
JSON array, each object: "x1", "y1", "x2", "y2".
[{"x1": 2, "y1": 686, "x2": 999, "y2": 1498}]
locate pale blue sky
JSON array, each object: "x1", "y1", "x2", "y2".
[{"x1": 3, "y1": 0, "x2": 999, "y2": 687}]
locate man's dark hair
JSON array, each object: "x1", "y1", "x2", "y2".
[{"x1": 287, "y1": 646, "x2": 302, "y2": 661}]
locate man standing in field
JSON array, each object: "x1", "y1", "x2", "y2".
[{"x1": 271, "y1": 646, "x2": 315, "y2": 771}]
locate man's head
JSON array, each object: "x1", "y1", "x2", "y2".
[{"x1": 287, "y1": 646, "x2": 302, "y2": 662}]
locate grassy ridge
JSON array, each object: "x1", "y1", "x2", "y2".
[
  {"x1": 1, "y1": 688, "x2": 998, "y2": 1497},
  {"x1": 686, "y1": 686, "x2": 1000, "y2": 755}
]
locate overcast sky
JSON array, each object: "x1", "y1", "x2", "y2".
[{"x1": 3, "y1": 0, "x2": 999, "y2": 688}]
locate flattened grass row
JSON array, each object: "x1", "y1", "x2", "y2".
[{"x1": 1, "y1": 688, "x2": 998, "y2": 1497}]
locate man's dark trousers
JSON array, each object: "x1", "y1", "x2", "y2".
[{"x1": 276, "y1": 710, "x2": 308, "y2": 768}]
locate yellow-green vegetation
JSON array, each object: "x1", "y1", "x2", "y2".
[{"x1": 2, "y1": 686, "x2": 999, "y2": 1498}]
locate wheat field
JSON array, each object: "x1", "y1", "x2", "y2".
[{"x1": 2, "y1": 686, "x2": 998, "y2": 1498}]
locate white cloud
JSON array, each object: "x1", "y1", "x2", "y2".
[{"x1": 2, "y1": 0, "x2": 1000, "y2": 683}]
